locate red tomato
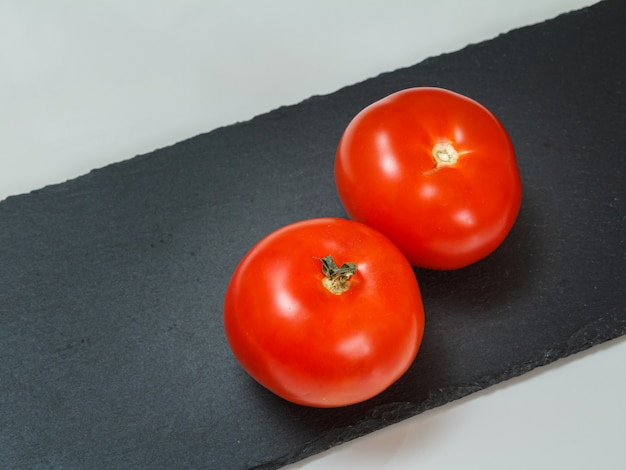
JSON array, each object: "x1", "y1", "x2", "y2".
[
  {"x1": 335, "y1": 87, "x2": 522, "y2": 270},
  {"x1": 223, "y1": 218, "x2": 424, "y2": 408}
]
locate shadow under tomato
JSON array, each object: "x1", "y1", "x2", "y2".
[
  {"x1": 412, "y1": 198, "x2": 542, "y2": 314},
  {"x1": 368, "y1": 197, "x2": 544, "y2": 396}
]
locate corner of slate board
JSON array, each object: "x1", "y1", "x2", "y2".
[{"x1": 1, "y1": 1, "x2": 625, "y2": 469}]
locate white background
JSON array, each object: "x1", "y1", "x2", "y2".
[{"x1": 2, "y1": 1, "x2": 624, "y2": 469}]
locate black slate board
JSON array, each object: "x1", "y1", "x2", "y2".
[{"x1": 2, "y1": 1, "x2": 625, "y2": 469}]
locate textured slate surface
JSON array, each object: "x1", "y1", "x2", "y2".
[{"x1": 1, "y1": 1, "x2": 625, "y2": 468}]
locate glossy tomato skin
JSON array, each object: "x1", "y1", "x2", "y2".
[
  {"x1": 223, "y1": 218, "x2": 424, "y2": 408},
  {"x1": 335, "y1": 87, "x2": 522, "y2": 270}
]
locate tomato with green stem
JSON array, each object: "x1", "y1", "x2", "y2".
[
  {"x1": 223, "y1": 218, "x2": 425, "y2": 408},
  {"x1": 335, "y1": 87, "x2": 522, "y2": 270}
]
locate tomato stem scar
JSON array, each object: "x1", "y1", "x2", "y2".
[
  {"x1": 319, "y1": 255, "x2": 357, "y2": 295},
  {"x1": 432, "y1": 142, "x2": 459, "y2": 168}
]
